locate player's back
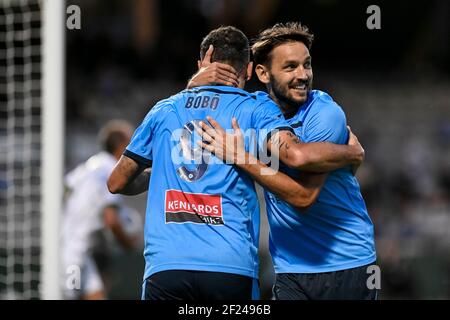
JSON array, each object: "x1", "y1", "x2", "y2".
[{"x1": 125, "y1": 85, "x2": 289, "y2": 281}]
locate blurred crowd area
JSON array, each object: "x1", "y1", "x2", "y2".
[{"x1": 65, "y1": 0, "x2": 450, "y2": 299}]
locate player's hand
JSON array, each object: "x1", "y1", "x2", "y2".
[
  {"x1": 196, "y1": 116, "x2": 246, "y2": 165},
  {"x1": 347, "y1": 125, "x2": 365, "y2": 175},
  {"x1": 187, "y1": 45, "x2": 239, "y2": 89}
]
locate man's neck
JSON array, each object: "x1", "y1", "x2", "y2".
[{"x1": 270, "y1": 95, "x2": 300, "y2": 120}]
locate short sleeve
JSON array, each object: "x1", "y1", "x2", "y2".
[
  {"x1": 303, "y1": 99, "x2": 348, "y2": 144},
  {"x1": 124, "y1": 105, "x2": 163, "y2": 166}
]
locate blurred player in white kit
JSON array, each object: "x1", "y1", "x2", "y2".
[{"x1": 60, "y1": 120, "x2": 142, "y2": 300}]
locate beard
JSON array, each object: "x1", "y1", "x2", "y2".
[{"x1": 269, "y1": 74, "x2": 313, "y2": 111}]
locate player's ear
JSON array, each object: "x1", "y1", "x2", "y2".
[
  {"x1": 255, "y1": 64, "x2": 270, "y2": 84},
  {"x1": 197, "y1": 60, "x2": 202, "y2": 70},
  {"x1": 245, "y1": 62, "x2": 253, "y2": 81}
]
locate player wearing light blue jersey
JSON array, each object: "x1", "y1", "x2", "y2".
[
  {"x1": 253, "y1": 23, "x2": 377, "y2": 300},
  {"x1": 264, "y1": 90, "x2": 377, "y2": 300},
  {"x1": 123, "y1": 85, "x2": 291, "y2": 282},
  {"x1": 108, "y1": 26, "x2": 364, "y2": 300},
  {"x1": 265, "y1": 90, "x2": 376, "y2": 273},
  {"x1": 191, "y1": 22, "x2": 377, "y2": 300}
]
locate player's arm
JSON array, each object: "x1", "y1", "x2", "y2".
[
  {"x1": 267, "y1": 129, "x2": 364, "y2": 172},
  {"x1": 187, "y1": 50, "x2": 363, "y2": 172},
  {"x1": 187, "y1": 45, "x2": 239, "y2": 89},
  {"x1": 197, "y1": 118, "x2": 326, "y2": 211},
  {"x1": 103, "y1": 205, "x2": 136, "y2": 249},
  {"x1": 107, "y1": 155, "x2": 151, "y2": 195},
  {"x1": 198, "y1": 116, "x2": 364, "y2": 174},
  {"x1": 240, "y1": 156, "x2": 327, "y2": 211}
]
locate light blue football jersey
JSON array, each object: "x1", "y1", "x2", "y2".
[
  {"x1": 125, "y1": 86, "x2": 293, "y2": 281},
  {"x1": 265, "y1": 90, "x2": 377, "y2": 273}
]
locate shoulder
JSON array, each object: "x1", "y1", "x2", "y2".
[
  {"x1": 85, "y1": 153, "x2": 115, "y2": 182},
  {"x1": 142, "y1": 97, "x2": 176, "y2": 123},
  {"x1": 251, "y1": 91, "x2": 281, "y2": 112},
  {"x1": 302, "y1": 90, "x2": 348, "y2": 143},
  {"x1": 252, "y1": 91, "x2": 274, "y2": 105},
  {"x1": 308, "y1": 90, "x2": 346, "y2": 123},
  {"x1": 64, "y1": 162, "x2": 86, "y2": 189}
]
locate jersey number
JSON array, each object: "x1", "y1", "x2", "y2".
[{"x1": 176, "y1": 120, "x2": 210, "y2": 182}]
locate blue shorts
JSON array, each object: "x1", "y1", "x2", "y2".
[
  {"x1": 142, "y1": 270, "x2": 259, "y2": 300},
  {"x1": 273, "y1": 263, "x2": 379, "y2": 300}
]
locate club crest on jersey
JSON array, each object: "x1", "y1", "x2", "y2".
[{"x1": 165, "y1": 190, "x2": 223, "y2": 225}]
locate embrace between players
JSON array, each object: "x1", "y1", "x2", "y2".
[{"x1": 108, "y1": 22, "x2": 377, "y2": 300}]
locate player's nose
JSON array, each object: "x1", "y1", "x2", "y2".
[{"x1": 294, "y1": 66, "x2": 308, "y2": 80}]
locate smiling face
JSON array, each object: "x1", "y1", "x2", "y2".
[{"x1": 256, "y1": 41, "x2": 313, "y2": 116}]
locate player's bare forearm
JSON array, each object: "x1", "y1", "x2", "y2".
[
  {"x1": 237, "y1": 152, "x2": 325, "y2": 211},
  {"x1": 108, "y1": 155, "x2": 149, "y2": 195},
  {"x1": 193, "y1": 118, "x2": 326, "y2": 210},
  {"x1": 291, "y1": 141, "x2": 363, "y2": 172},
  {"x1": 269, "y1": 131, "x2": 364, "y2": 173}
]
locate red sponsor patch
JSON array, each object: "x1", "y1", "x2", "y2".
[{"x1": 165, "y1": 190, "x2": 224, "y2": 225}]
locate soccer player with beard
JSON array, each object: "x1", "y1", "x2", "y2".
[
  {"x1": 107, "y1": 26, "x2": 364, "y2": 300},
  {"x1": 191, "y1": 22, "x2": 377, "y2": 300}
]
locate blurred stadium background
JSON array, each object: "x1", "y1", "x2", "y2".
[{"x1": 1, "y1": 0, "x2": 450, "y2": 299}]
